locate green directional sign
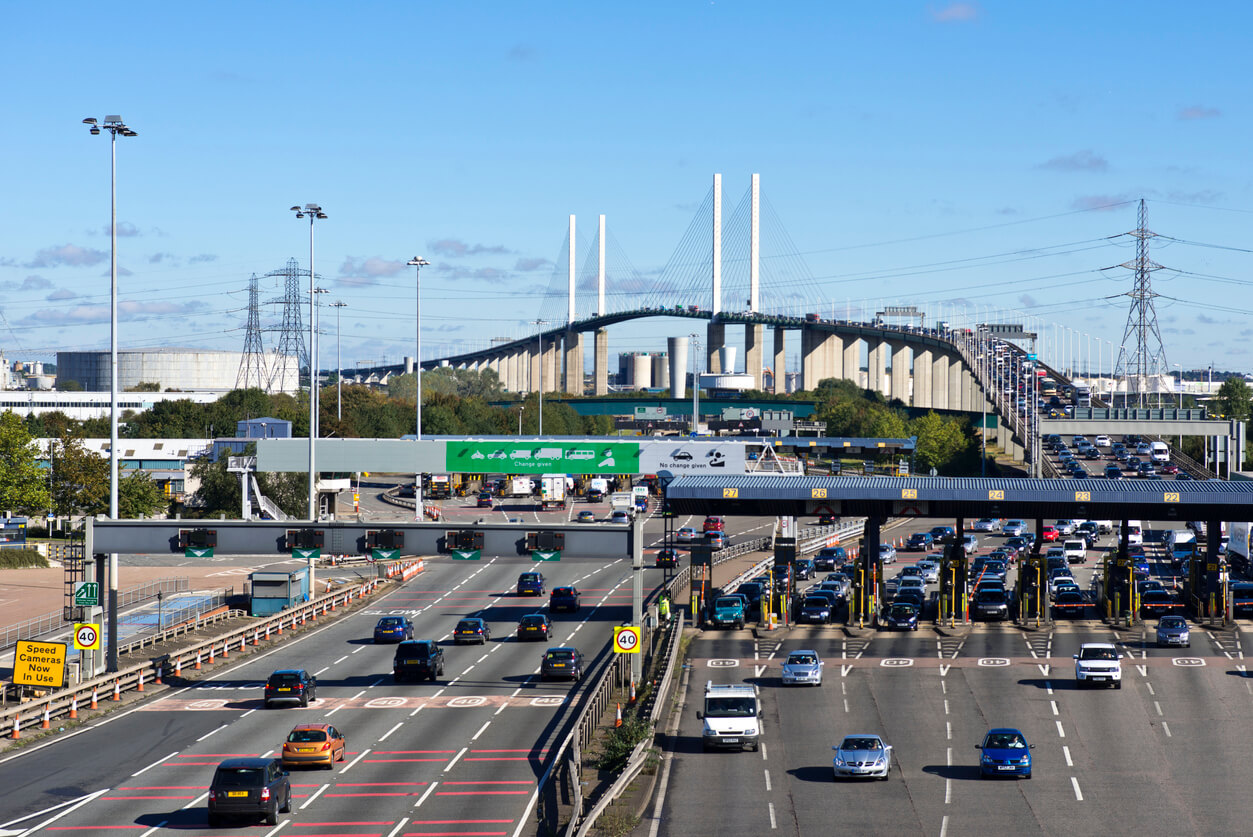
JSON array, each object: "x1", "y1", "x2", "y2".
[
  {"x1": 372, "y1": 548, "x2": 400, "y2": 561},
  {"x1": 452, "y1": 549, "x2": 482, "y2": 561},
  {"x1": 72, "y1": 581, "x2": 100, "y2": 608},
  {"x1": 531, "y1": 550, "x2": 561, "y2": 562},
  {"x1": 294, "y1": 548, "x2": 321, "y2": 561},
  {"x1": 185, "y1": 547, "x2": 214, "y2": 558},
  {"x1": 445, "y1": 441, "x2": 640, "y2": 474}
]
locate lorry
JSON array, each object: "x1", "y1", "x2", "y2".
[
  {"x1": 509, "y1": 476, "x2": 534, "y2": 497},
  {"x1": 539, "y1": 474, "x2": 567, "y2": 510},
  {"x1": 609, "y1": 492, "x2": 636, "y2": 519},
  {"x1": 1226, "y1": 522, "x2": 1251, "y2": 576},
  {"x1": 426, "y1": 474, "x2": 451, "y2": 499},
  {"x1": 698, "y1": 682, "x2": 761, "y2": 751}
]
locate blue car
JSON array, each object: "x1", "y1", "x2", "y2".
[
  {"x1": 978, "y1": 728, "x2": 1033, "y2": 779},
  {"x1": 373, "y1": 616, "x2": 414, "y2": 643}
]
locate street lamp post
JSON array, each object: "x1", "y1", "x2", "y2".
[
  {"x1": 291, "y1": 204, "x2": 326, "y2": 520},
  {"x1": 331, "y1": 301, "x2": 346, "y2": 421},
  {"x1": 84, "y1": 115, "x2": 136, "y2": 675},
  {"x1": 690, "y1": 333, "x2": 701, "y2": 434},
  {"x1": 408, "y1": 257, "x2": 429, "y2": 523},
  {"x1": 533, "y1": 320, "x2": 548, "y2": 436}
]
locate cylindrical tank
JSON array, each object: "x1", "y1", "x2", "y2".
[
  {"x1": 668, "y1": 336, "x2": 689, "y2": 399},
  {"x1": 719, "y1": 346, "x2": 738, "y2": 374},
  {"x1": 631, "y1": 354, "x2": 652, "y2": 389},
  {"x1": 652, "y1": 354, "x2": 669, "y2": 391}
]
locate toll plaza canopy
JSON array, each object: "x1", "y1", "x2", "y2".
[{"x1": 663, "y1": 474, "x2": 1253, "y2": 523}]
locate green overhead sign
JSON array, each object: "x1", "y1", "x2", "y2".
[
  {"x1": 531, "y1": 550, "x2": 561, "y2": 562},
  {"x1": 451, "y1": 549, "x2": 482, "y2": 561},
  {"x1": 445, "y1": 441, "x2": 641, "y2": 474}
]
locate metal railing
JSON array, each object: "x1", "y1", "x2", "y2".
[{"x1": 0, "y1": 576, "x2": 190, "y2": 652}]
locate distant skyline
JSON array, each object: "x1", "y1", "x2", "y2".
[{"x1": 5, "y1": 2, "x2": 1251, "y2": 377}]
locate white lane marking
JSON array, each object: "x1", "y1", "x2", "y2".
[
  {"x1": 939, "y1": 664, "x2": 950, "y2": 677},
  {"x1": 385, "y1": 818, "x2": 410, "y2": 837},
  {"x1": 760, "y1": 742, "x2": 768, "y2": 761},
  {"x1": 494, "y1": 701, "x2": 509, "y2": 716},
  {"x1": 353, "y1": 646, "x2": 366, "y2": 653},
  {"x1": 263, "y1": 820, "x2": 290, "y2": 837},
  {"x1": 138, "y1": 820, "x2": 169, "y2": 837},
  {"x1": 768, "y1": 802, "x2": 777, "y2": 829},
  {"x1": 0, "y1": 788, "x2": 109, "y2": 832},
  {"x1": 1050, "y1": 700, "x2": 1059, "y2": 716},
  {"x1": 1136, "y1": 664, "x2": 1148, "y2": 676},
  {"x1": 1154, "y1": 701, "x2": 1163, "y2": 716},
  {"x1": 941, "y1": 815, "x2": 949, "y2": 837},
  {"x1": 1146, "y1": 682, "x2": 1155, "y2": 695},
  {"x1": 197, "y1": 724, "x2": 228, "y2": 742},
  {"x1": 1037, "y1": 664, "x2": 1050, "y2": 676},
  {"x1": 1071, "y1": 776, "x2": 1084, "y2": 801},
  {"x1": 946, "y1": 747, "x2": 951, "y2": 766},
  {"x1": 1056, "y1": 721, "x2": 1066, "y2": 738},
  {"x1": 1063, "y1": 745, "x2": 1073, "y2": 766},
  {"x1": 300, "y1": 783, "x2": 329, "y2": 810},
  {"x1": 945, "y1": 778, "x2": 951, "y2": 804},
  {"x1": 445, "y1": 746, "x2": 468, "y2": 772},
  {"x1": 941, "y1": 680, "x2": 947, "y2": 694},
  {"x1": 946, "y1": 721, "x2": 951, "y2": 740},
  {"x1": 334, "y1": 655, "x2": 348, "y2": 664},
  {"x1": 314, "y1": 666, "x2": 330, "y2": 676},
  {"x1": 943, "y1": 699, "x2": 950, "y2": 715},
  {"x1": 764, "y1": 769, "x2": 771, "y2": 791},
  {"x1": 414, "y1": 782, "x2": 439, "y2": 808},
  {"x1": 132, "y1": 751, "x2": 178, "y2": 776},
  {"x1": 409, "y1": 705, "x2": 424, "y2": 718},
  {"x1": 341, "y1": 747, "x2": 370, "y2": 773},
  {"x1": 472, "y1": 721, "x2": 491, "y2": 740},
  {"x1": 1045, "y1": 681, "x2": 1054, "y2": 696},
  {"x1": 1163, "y1": 722, "x2": 1172, "y2": 737},
  {"x1": 241, "y1": 708, "x2": 257, "y2": 719},
  {"x1": 843, "y1": 699, "x2": 850, "y2": 713},
  {"x1": 379, "y1": 722, "x2": 403, "y2": 742},
  {"x1": 182, "y1": 792, "x2": 209, "y2": 809}
]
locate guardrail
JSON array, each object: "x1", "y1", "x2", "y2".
[{"x1": 0, "y1": 577, "x2": 388, "y2": 739}]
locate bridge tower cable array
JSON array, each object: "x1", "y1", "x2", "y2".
[{"x1": 1111, "y1": 198, "x2": 1170, "y2": 407}]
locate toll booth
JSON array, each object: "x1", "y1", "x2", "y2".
[
  {"x1": 939, "y1": 542, "x2": 968, "y2": 625},
  {"x1": 851, "y1": 518, "x2": 885, "y2": 626},
  {"x1": 1016, "y1": 552, "x2": 1047, "y2": 624},
  {"x1": 249, "y1": 567, "x2": 311, "y2": 616}
]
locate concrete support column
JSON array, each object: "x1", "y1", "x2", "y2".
[
  {"x1": 800, "y1": 327, "x2": 826, "y2": 390},
  {"x1": 745, "y1": 324, "x2": 764, "y2": 389},
  {"x1": 529, "y1": 347, "x2": 540, "y2": 395},
  {"x1": 593, "y1": 328, "x2": 609, "y2": 396},
  {"x1": 842, "y1": 336, "x2": 858, "y2": 386},
  {"x1": 562, "y1": 330, "x2": 584, "y2": 395},
  {"x1": 914, "y1": 347, "x2": 933, "y2": 409},
  {"x1": 889, "y1": 341, "x2": 909, "y2": 403},
  {"x1": 867, "y1": 338, "x2": 887, "y2": 396},
  {"x1": 542, "y1": 338, "x2": 560, "y2": 394},
  {"x1": 772, "y1": 328, "x2": 786, "y2": 394},
  {"x1": 947, "y1": 353, "x2": 961, "y2": 410},
  {"x1": 960, "y1": 365, "x2": 974, "y2": 412},
  {"x1": 706, "y1": 321, "x2": 726, "y2": 374}
]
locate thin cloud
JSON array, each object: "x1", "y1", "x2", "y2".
[
  {"x1": 1167, "y1": 189, "x2": 1222, "y2": 204},
  {"x1": 1018, "y1": 294, "x2": 1038, "y2": 309},
  {"x1": 47, "y1": 288, "x2": 77, "y2": 301},
  {"x1": 189, "y1": 254, "x2": 217, "y2": 263},
  {"x1": 148, "y1": 252, "x2": 174, "y2": 264},
  {"x1": 1070, "y1": 194, "x2": 1138, "y2": 211},
  {"x1": 439, "y1": 265, "x2": 511, "y2": 284},
  {"x1": 507, "y1": 45, "x2": 536, "y2": 62},
  {"x1": 24, "y1": 299, "x2": 203, "y2": 326},
  {"x1": 91, "y1": 222, "x2": 139, "y2": 237},
  {"x1": 25, "y1": 244, "x2": 108, "y2": 268},
  {"x1": 1037, "y1": 150, "x2": 1107, "y2": 172},
  {"x1": 514, "y1": 257, "x2": 553, "y2": 272},
  {"x1": 429, "y1": 238, "x2": 513, "y2": 258},
  {"x1": 930, "y1": 2, "x2": 979, "y2": 22},
  {"x1": 994, "y1": 206, "x2": 1019, "y2": 216},
  {"x1": 339, "y1": 256, "x2": 406, "y2": 279},
  {"x1": 1178, "y1": 106, "x2": 1220, "y2": 121}
]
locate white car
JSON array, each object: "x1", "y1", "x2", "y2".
[
  {"x1": 1074, "y1": 642, "x2": 1123, "y2": 688},
  {"x1": 1054, "y1": 520, "x2": 1077, "y2": 536},
  {"x1": 1094, "y1": 435, "x2": 1111, "y2": 447},
  {"x1": 1002, "y1": 519, "x2": 1026, "y2": 536},
  {"x1": 832, "y1": 734, "x2": 892, "y2": 780},
  {"x1": 675, "y1": 527, "x2": 698, "y2": 542},
  {"x1": 914, "y1": 559, "x2": 940, "y2": 583},
  {"x1": 878, "y1": 544, "x2": 897, "y2": 564},
  {"x1": 896, "y1": 577, "x2": 926, "y2": 595},
  {"x1": 1049, "y1": 573, "x2": 1076, "y2": 597}
]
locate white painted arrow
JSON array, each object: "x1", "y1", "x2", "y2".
[
  {"x1": 1037, "y1": 664, "x2": 1050, "y2": 676},
  {"x1": 939, "y1": 664, "x2": 951, "y2": 677},
  {"x1": 841, "y1": 664, "x2": 854, "y2": 677},
  {"x1": 755, "y1": 665, "x2": 767, "y2": 678},
  {"x1": 1135, "y1": 664, "x2": 1147, "y2": 677}
]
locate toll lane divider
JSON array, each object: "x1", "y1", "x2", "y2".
[{"x1": 0, "y1": 574, "x2": 394, "y2": 741}]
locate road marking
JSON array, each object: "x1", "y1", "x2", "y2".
[
  {"x1": 941, "y1": 815, "x2": 949, "y2": 837},
  {"x1": 353, "y1": 645, "x2": 366, "y2": 653},
  {"x1": 473, "y1": 721, "x2": 491, "y2": 740},
  {"x1": 755, "y1": 665, "x2": 767, "y2": 678},
  {"x1": 1071, "y1": 776, "x2": 1084, "y2": 801},
  {"x1": 939, "y1": 664, "x2": 950, "y2": 677},
  {"x1": 1136, "y1": 664, "x2": 1148, "y2": 677},
  {"x1": 379, "y1": 722, "x2": 404, "y2": 742},
  {"x1": 1056, "y1": 721, "x2": 1066, "y2": 738},
  {"x1": 263, "y1": 820, "x2": 290, "y2": 837},
  {"x1": 945, "y1": 778, "x2": 951, "y2": 804},
  {"x1": 946, "y1": 747, "x2": 951, "y2": 766},
  {"x1": 1045, "y1": 681, "x2": 1053, "y2": 695},
  {"x1": 943, "y1": 699, "x2": 949, "y2": 715},
  {"x1": 1163, "y1": 722, "x2": 1172, "y2": 737},
  {"x1": 946, "y1": 721, "x2": 951, "y2": 740},
  {"x1": 1154, "y1": 701, "x2": 1163, "y2": 716},
  {"x1": 182, "y1": 792, "x2": 209, "y2": 809},
  {"x1": 842, "y1": 664, "x2": 854, "y2": 677},
  {"x1": 760, "y1": 742, "x2": 768, "y2": 761},
  {"x1": 768, "y1": 801, "x2": 777, "y2": 829},
  {"x1": 843, "y1": 699, "x2": 850, "y2": 713},
  {"x1": 138, "y1": 820, "x2": 169, "y2": 837},
  {"x1": 300, "y1": 783, "x2": 328, "y2": 810},
  {"x1": 132, "y1": 751, "x2": 178, "y2": 776},
  {"x1": 764, "y1": 769, "x2": 771, "y2": 791},
  {"x1": 1063, "y1": 745, "x2": 1073, "y2": 766},
  {"x1": 385, "y1": 818, "x2": 410, "y2": 837},
  {"x1": 1050, "y1": 700, "x2": 1059, "y2": 716},
  {"x1": 314, "y1": 666, "x2": 330, "y2": 676},
  {"x1": 1037, "y1": 664, "x2": 1050, "y2": 677},
  {"x1": 341, "y1": 747, "x2": 370, "y2": 773},
  {"x1": 1146, "y1": 682, "x2": 1155, "y2": 695},
  {"x1": 334, "y1": 655, "x2": 348, "y2": 664},
  {"x1": 197, "y1": 723, "x2": 227, "y2": 742},
  {"x1": 445, "y1": 746, "x2": 468, "y2": 772},
  {"x1": 0, "y1": 789, "x2": 109, "y2": 833},
  {"x1": 414, "y1": 782, "x2": 439, "y2": 808}
]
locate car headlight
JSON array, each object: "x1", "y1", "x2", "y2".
[
  {"x1": 834, "y1": 756, "x2": 846, "y2": 766},
  {"x1": 745, "y1": 726, "x2": 758, "y2": 736},
  {"x1": 1019, "y1": 756, "x2": 1030, "y2": 765}
]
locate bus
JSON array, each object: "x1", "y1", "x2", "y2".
[{"x1": 1040, "y1": 378, "x2": 1058, "y2": 398}]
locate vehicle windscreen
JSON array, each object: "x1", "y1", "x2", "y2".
[
  {"x1": 985, "y1": 734, "x2": 1026, "y2": 749},
  {"x1": 705, "y1": 697, "x2": 756, "y2": 717},
  {"x1": 1079, "y1": 647, "x2": 1117, "y2": 661},
  {"x1": 802, "y1": 597, "x2": 829, "y2": 609},
  {"x1": 1159, "y1": 616, "x2": 1185, "y2": 628},
  {"x1": 975, "y1": 591, "x2": 1003, "y2": 603},
  {"x1": 786, "y1": 653, "x2": 817, "y2": 666},
  {"x1": 890, "y1": 605, "x2": 917, "y2": 618},
  {"x1": 287, "y1": 729, "x2": 327, "y2": 743},
  {"x1": 546, "y1": 650, "x2": 575, "y2": 662},
  {"x1": 377, "y1": 618, "x2": 404, "y2": 627},
  {"x1": 714, "y1": 598, "x2": 741, "y2": 610},
  {"x1": 213, "y1": 767, "x2": 264, "y2": 787},
  {"x1": 841, "y1": 737, "x2": 882, "y2": 751}
]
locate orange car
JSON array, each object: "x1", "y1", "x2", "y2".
[{"x1": 281, "y1": 723, "x2": 346, "y2": 769}]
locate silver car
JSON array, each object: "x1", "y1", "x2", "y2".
[
  {"x1": 1156, "y1": 615, "x2": 1190, "y2": 648},
  {"x1": 832, "y1": 734, "x2": 892, "y2": 780},
  {"x1": 781, "y1": 650, "x2": 824, "y2": 686}
]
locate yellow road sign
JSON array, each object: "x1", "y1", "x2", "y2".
[
  {"x1": 74, "y1": 622, "x2": 102, "y2": 651},
  {"x1": 13, "y1": 640, "x2": 67, "y2": 688},
  {"x1": 613, "y1": 626, "x2": 641, "y2": 654}
]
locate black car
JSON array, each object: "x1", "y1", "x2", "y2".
[
  {"x1": 793, "y1": 559, "x2": 815, "y2": 580},
  {"x1": 798, "y1": 595, "x2": 835, "y2": 624},
  {"x1": 1231, "y1": 583, "x2": 1253, "y2": 617},
  {"x1": 540, "y1": 646, "x2": 585, "y2": 681},
  {"x1": 884, "y1": 602, "x2": 920, "y2": 631},
  {"x1": 393, "y1": 639, "x2": 444, "y2": 682},
  {"x1": 656, "y1": 548, "x2": 680, "y2": 569},
  {"x1": 550, "y1": 586, "x2": 581, "y2": 612},
  {"x1": 814, "y1": 547, "x2": 846, "y2": 571},
  {"x1": 208, "y1": 757, "x2": 291, "y2": 826},
  {"x1": 517, "y1": 572, "x2": 545, "y2": 596},
  {"x1": 1051, "y1": 590, "x2": 1088, "y2": 618},
  {"x1": 737, "y1": 581, "x2": 766, "y2": 609},
  {"x1": 264, "y1": 669, "x2": 317, "y2": 708},
  {"x1": 1139, "y1": 590, "x2": 1177, "y2": 617},
  {"x1": 972, "y1": 589, "x2": 1010, "y2": 621},
  {"x1": 906, "y1": 532, "x2": 934, "y2": 551},
  {"x1": 454, "y1": 617, "x2": 491, "y2": 644}
]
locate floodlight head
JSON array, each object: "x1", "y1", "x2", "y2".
[
  {"x1": 90, "y1": 126, "x2": 101, "y2": 135},
  {"x1": 295, "y1": 212, "x2": 305, "y2": 219},
  {"x1": 315, "y1": 212, "x2": 327, "y2": 219},
  {"x1": 122, "y1": 129, "x2": 137, "y2": 137},
  {"x1": 105, "y1": 115, "x2": 123, "y2": 123},
  {"x1": 407, "y1": 257, "x2": 429, "y2": 267},
  {"x1": 83, "y1": 118, "x2": 97, "y2": 125},
  {"x1": 305, "y1": 203, "x2": 321, "y2": 212},
  {"x1": 290, "y1": 205, "x2": 301, "y2": 212}
]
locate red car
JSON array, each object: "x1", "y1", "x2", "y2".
[
  {"x1": 703, "y1": 516, "x2": 724, "y2": 534},
  {"x1": 1041, "y1": 526, "x2": 1060, "y2": 542},
  {"x1": 1160, "y1": 463, "x2": 1179, "y2": 475}
]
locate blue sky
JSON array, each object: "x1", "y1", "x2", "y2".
[{"x1": 5, "y1": 2, "x2": 1251, "y2": 378}]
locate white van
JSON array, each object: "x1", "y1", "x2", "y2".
[
  {"x1": 1122, "y1": 520, "x2": 1143, "y2": 546},
  {"x1": 1150, "y1": 441, "x2": 1170, "y2": 463}
]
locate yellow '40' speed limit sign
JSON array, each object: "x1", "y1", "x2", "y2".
[{"x1": 613, "y1": 626, "x2": 641, "y2": 654}]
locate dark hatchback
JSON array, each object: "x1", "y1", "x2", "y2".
[
  {"x1": 550, "y1": 586, "x2": 581, "y2": 612},
  {"x1": 454, "y1": 617, "x2": 491, "y2": 644},
  {"x1": 263, "y1": 670, "x2": 316, "y2": 708},
  {"x1": 797, "y1": 596, "x2": 834, "y2": 625},
  {"x1": 1139, "y1": 589, "x2": 1178, "y2": 617},
  {"x1": 540, "y1": 646, "x2": 585, "y2": 681},
  {"x1": 393, "y1": 640, "x2": 444, "y2": 682},
  {"x1": 972, "y1": 589, "x2": 1010, "y2": 621},
  {"x1": 208, "y1": 757, "x2": 291, "y2": 826},
  {"x1": 1051, "y1": 590, "x2": 1088, "y2": 618},
  {"x1": 655, "y1": 548, "x2": 680, "y2": 569},
  {"x1": 884, "y1": 602, "x2": 920, "y2": 631},
  {"x1": 814, "y1": 547, "x2": 846, "y2": 571},
  {"x1": 906, "y1": 532, "x2": 934, "y2": 551},
  {"x1": 517, "y1": 613, "x2": 552, "y2": 641},
  {"x1": 373, "y1": 616, "x2": 414, "y2": 643},
  {"x1": 517, "y1": 572, "x2": 545, "y2": 596}
]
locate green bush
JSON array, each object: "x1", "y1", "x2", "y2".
[
  {"x1": 0, "y1": 548, "x2": 49, "y2": 569},
  {"x1": 594, "y1": 715, "x2": 652, "y2": 772}
]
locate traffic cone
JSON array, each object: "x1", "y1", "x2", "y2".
[
  {"x1": 154, "y1": 662, "x2": 163, "y2": 685},
  {"x1": 90, "y1": 686, "x2": 99, "y2": 709},
  {"x1": 265, "y1": 625, "x2": 271, "y2": 642},
  {"x1": 40, "y1": 706, "x2": 50, "y2": 729},
  {"x1": 240, "y1": 636, "x2": 246, "y2": 653},
  {"x1": 137, "y1": 670, "x2": 145, "y2": 692},
  {"x1": 10, "y1": 716, "x2": 19, "y2": 740},
  {"x1": 111, "y1": 680, "x2": 121, "y2": 701},
  {"x1": 252, "y1": 630, "x2": 260, "y2": 646},
  {"x1": 69, "y1": 696, "x2": 78, "y2": 719},
  {"x1": 174, "y1": 657, "x2": 182, "y2": 677},
  {"x1": 277, "y1": 619, "x2": 283, "y2": 635},
  {"x1": 615, "y1": 703, "x2": 622, "y2": 728},
  {"x1": 629, "y1": 681, "x2": 637, "y2": 704},
  {"x1": 221, "y1": 639, "x2": 228, "y2": 658},
  {"x1": 209, "y1": 644, "x2": 216, "y2": 664},
  {"x1": 195, "y1": 650, "x2": 202, "y2": 669}
]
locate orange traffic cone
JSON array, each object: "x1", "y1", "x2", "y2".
[
  {"x1": 10, "y1": 716, "x2": 19, "y2": 740},
  {"x1": 69, "y1": 695, "x2": 78, "y2": 719},
  {"x1": 90, "y1": 686, "x2": 99, "y2": 709},
  {"x1": 154, "y1": 662, "x2": 163, "y2": 685},
  {"x1": 277, "y1": 619, "x2": 283, "y2": 635},
  {"x1": 174, "y1": 657, "x2": 182, "y2": 677},
  {"x1": 221, "y1": 639, "x2": 228, "y2": 659},
  {"x1": 194, "y1": 651, "x2": 202, "y2": 670},
  {"x1": 240, "y1": 636, "x2": 247, "y2": 653},
  {"x1": 615, "y1": 703, "x2": 622, "y2": 728},
  {"x1": 630, "y1": 680, "x2": 637, "y2": 704},
  {"x1": 111, "y1": 680, "x2": 121, "y2": 701},
  {"x1": 208, "y1": 645, "x2": 216, "y2": 664},
  {"x1": 40, "y1": 706, "x2": 50, "y2": 729},
  {"x1": 137, "y1": 670, "x2": 145, "y2": 692}
]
